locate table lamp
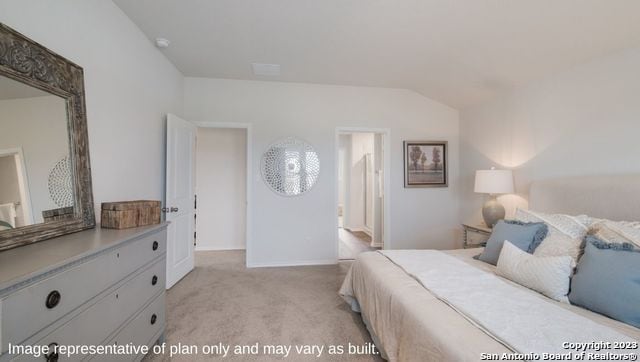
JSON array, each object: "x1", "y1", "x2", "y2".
[{"x1": 474, "y1": 168, "x2": 514, "y2": 227}]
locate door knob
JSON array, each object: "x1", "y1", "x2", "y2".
[
  {"x1": 170, "y1": 207, "x2": 179, "y2": 212},
  {"x1": 162, "y1": 207, "x2": 179, "y2": 213}
]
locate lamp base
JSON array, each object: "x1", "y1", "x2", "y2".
[{"x1": 482, "y1": 195, "x2": 505, "y2": 228}]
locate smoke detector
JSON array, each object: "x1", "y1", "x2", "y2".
[
  {"x1": 252, "y1": 63, "x2": 281, "y2": 76},
  {"x1": 155, "y1": 38, "x2": 171, "y2": 48}
]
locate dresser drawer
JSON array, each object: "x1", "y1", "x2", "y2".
[
  {"x1": 10, "y1": 258, "x2": 165, "y2": 362},
  {"x1": 0, "y1": 230, "x2": 166, "y2": 352},
  {"x1": 91, "y1": 294, "x2": 165, "y2": 362}
]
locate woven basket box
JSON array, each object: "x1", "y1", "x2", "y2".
[
  {"x1": 42, "y1": 206, "x2": 75, "y2": 222},
  {"x1": 101, "y1": 200, "x2": 161, "y2": 229}
]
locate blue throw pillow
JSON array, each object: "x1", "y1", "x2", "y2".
[
  {"x1": 568, "y1": 236, "x2": 640, "y2": 329},
  {"x1": 477, "y1": 220, "x2": 548, "y2": 266}
]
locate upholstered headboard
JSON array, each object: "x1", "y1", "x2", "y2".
[{"x1": 529, "y1": 175, "x2": 640, "y2": 221}]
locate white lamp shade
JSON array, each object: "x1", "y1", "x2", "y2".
[{"x1": 474, "y1": 169, "x2": 514, "y2": 194}]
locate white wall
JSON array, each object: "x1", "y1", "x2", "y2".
[
  {"x1": 184, "y1": 78, "x2": 460, "y2": 266},
  {"x1": 347, "y1": 133, "x2": 374, "y2": 232},
  {"x1": 0, "y1": 155, "x2": 20, "y2": 206},
  {"x1": 340, "y1": 132, "x2": 383, "y2": 245},
  {"x1": 337, "y1": 135, "x2": 350, "y2": 209},
  {"x1": 195, "y1": 127, "x2": 247, "y2": 250},
  {"x1": 460, "y1": 46, "x2": 640, "y2": 225},
  {"x1": 0, "y1": 0, "x2": 184, "y2": 218},
  {"x1": 0, "y1": 96, "x2": 68, "y2": 223}
]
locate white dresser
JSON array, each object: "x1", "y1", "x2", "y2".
[{"x1": 0, "y1": 224, "x2": 167, "y2": 361}]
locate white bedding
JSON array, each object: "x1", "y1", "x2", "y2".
[
  {"x1": 340, "y1": 249, "x2": 640, "y2": 362},
  {"x1": 380, "y1": 249, "x2": 637, "y2": 357}
]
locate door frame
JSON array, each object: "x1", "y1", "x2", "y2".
[
  {"x1": 193, "y1": 121, "x2": 253, "y2": 268},
  {"x1": 335, "y1": 127, "x2": 391, "y2": 259}
]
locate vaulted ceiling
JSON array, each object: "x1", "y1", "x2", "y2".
[{"x1": 114, "y1": 0, "x2": 640, "y2": 109}]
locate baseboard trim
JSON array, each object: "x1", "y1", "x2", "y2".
[
  {"x1": 247, "y1": 259, "x2": 337, "y2": 268},
  {"x1": 195, "y1": 246, "x2": 246, "y2": 251},
  {"x1": 344, "y1": 227, "x2": 364, "y2": 233}
]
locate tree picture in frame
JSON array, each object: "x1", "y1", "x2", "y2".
[{"x1": 404, "y1": 141, "x2": 448, "y2": 188}]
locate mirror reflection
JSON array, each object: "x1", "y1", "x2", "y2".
[{"x1": 0, "y1": 76, "x2": 72, "y2": 231}]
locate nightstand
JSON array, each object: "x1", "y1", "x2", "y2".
[{"x1": 462, "y1": 223, "x2": 492, "y2": 249}]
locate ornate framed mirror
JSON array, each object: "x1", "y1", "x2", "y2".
[{"x1": 0, "y1": 23, "x2": 95, "y2": 251}]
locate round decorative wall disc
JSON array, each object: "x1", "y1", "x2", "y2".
[{"x1": 261, "y1": 137, "x2": 320, "y2": 196}]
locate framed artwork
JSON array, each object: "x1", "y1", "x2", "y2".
[{"x1": 404, "y1": 141, "x2": 448, "y2": 188}]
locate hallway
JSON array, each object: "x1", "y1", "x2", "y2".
[{"x1": 338, "y1": 229, "x2": 378, "y2": 260}]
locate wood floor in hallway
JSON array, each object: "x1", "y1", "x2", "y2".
[{"x1": 338, "y1": 229, "x2": 379, "y2": 260}]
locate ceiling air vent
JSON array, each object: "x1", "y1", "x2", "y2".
[{"x1": 252, "y1": 63, "x2": 281, "y2": 76}]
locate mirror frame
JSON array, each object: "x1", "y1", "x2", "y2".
[{"x1": 0, "y1": 23, "x2": 95, "y2": 251}]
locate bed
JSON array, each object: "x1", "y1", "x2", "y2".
[{"x1": 340, "y1": 175, "x2": 640, "y2": 361}]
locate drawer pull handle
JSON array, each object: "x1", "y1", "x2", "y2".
[
  {"x1": 152, "y1": 275, "x2": 158, "y2": 285},
  {"x1": 151, "y1": 313, "x2": 157, "y2": 325},
  {"x1": 45, "y1": 342, "x2": 59, "y2": 362},
  {"x1": 152, "y1": 241, "x2": 159, "y2": 251},
  {"x1": 46, "y1": 290, "x2": 61, "y2": 309}
]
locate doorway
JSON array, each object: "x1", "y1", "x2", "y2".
[
  {"x1": 336, "y1": 128, "x2": 390, "y2": 260},
  {"x1": 194, "y1": 126, "x2": 248, "y2": 251},
  {"x1": 0, "y1": 148, "x2": 33, "y2": 229},
  {"x1": 165, "y1": 115, "x2": 253, "y2": 289}
]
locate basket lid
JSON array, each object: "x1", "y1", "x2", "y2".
[{"x1": 101, "y1": 200, "x2": 161, "y2": 211}]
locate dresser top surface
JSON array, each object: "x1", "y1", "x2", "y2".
[{"x1": 0, "y1": 223, "x2": 168, "y2": 293}]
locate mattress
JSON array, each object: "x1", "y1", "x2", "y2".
[{"x1": 341, "y1": 249, "x2": 640, "y2": 362}]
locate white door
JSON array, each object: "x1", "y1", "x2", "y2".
[{"x1": 165, "y1": 114, "x2": 196, "y2": 289}]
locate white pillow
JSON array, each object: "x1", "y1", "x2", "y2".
[
  {"x1": 514, "y1": 208, "x2": 591, "y2": 265},
  {"x1": 496, "y1": 241, "x2": 573, "y2": 303}
]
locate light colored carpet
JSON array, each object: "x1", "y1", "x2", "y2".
[{"x1": 145, "y1": 250, "x2": 383, "y2": 361}]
